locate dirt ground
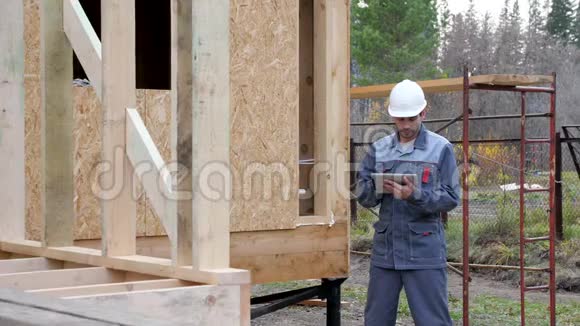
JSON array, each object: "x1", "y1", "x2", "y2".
[{"x1": 251, "y1": 253, "x2": 579, "y2": 325}]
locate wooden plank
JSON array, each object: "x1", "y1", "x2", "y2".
[
  {"x1": 232, "y1": 250, "x2": 349, "y2": 284},
  {"x1": 29, "y1": 279, "x2": 192, "y2": 298},
  {"x1": 191, "y1": 0, "x2": 230, "y2": 270},
  {"x1": 351, "y1": 74, "x2": 556, "y2": 99},
  {"x1": 0, "y1": 0, "x2": 25, "y2": 242},
  {"x1": 231, "y1": 222, "x2": 347, "y2": 257},
  {"x1": 313, "y1": 0, "x2": 350, "y2": 225},
  {"x1": 0, "y1": 267, "x2": 127, "y2": 290},
  {"x1": 299, "y1": 0, "x2": 315, "y2": 162},
  {"x1": 70, "y1": 285, "x2": 245, "y2": 325},
  {"x1": 100, "y1": 0, "x2": 137, "y2": 256},
  {"x1": 171, "y1": 0, "x2": 193, "y2": 266},
  {"x1": 0, "y1": 240, "x2": 250, "y2": 285},
  {"x1": 125, "y1": 108, "x2": 174, "y2": 243},
  {"x1": 0, "y1": 257, "x2": 62, "y2": 274},
  {"x1": 0, "y1": 288, "x2": 165, "y2": 325},
  {"x1": 240, "y1": 284, "x2": 251, "y2": 326},
  {"x1": 63, "y1": 0, "x2": 102, "y2": 99},
  {"x1": 41, "y1": 0, "x2": 74, "y2": 247},
  {"x1": 75, "y1": 223, "x2": 348, "y2": 259}
]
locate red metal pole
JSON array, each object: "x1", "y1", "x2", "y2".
[
  {"x1": 549, "y1": 73, "x2": 557, "y2": 326},
  {"x1": 519, "y1": 92, "x2": 527, "y2": 326},
  {"x1": 462, "y1": 66, "x2": 470, "y2": 326}
]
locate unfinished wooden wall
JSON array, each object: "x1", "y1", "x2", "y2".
[{"x1": 24, "y1": 0, "x2": 300, "y2": 239}]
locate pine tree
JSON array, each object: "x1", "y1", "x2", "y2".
[
  {"x1": 546, "y1": 0, "x2": 575, "y2": 43},
  {"x1": 573, "y1": 2, "x2": 580, "y2": 46},
  {"x1": 525, "y1": 0, "x2": 547, "y2": 67},
  {"x1": 350, "y1": 0, "x2": 440, "y2": 85}
]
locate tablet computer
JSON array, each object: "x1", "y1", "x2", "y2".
[{"x1": 371, "y1": 173, "x2": 418, "y2": 194}]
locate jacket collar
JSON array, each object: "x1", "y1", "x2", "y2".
[{"x1": 390, "y1": 124, "x2": 427, "y2": 150}]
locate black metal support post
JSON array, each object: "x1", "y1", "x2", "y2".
[
  {"x1": 250, "y1": 278, "x2": 347, "y2": 324},
  {"x1": 322, "y1": 278, "x2": 346, "y2": 326},
  {"x1": 555, "y1": 132, "x2": 563, "y2": 241}
]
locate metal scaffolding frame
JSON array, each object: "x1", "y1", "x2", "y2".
[{"x1": 461, "y1": 67, "x2": 557, "y2": 326}]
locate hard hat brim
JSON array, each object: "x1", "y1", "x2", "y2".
[{"x1": 388, "y1": 100, "x2": 427, "y2": 118}]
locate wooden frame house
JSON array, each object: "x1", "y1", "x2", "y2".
[{"x1": 0, "y1": 0, "x2": 350, "y2": 324}]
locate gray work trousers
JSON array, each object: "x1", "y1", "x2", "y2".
[{"x1": 364, "y1": 265, "x2": 453, "y2": 326}]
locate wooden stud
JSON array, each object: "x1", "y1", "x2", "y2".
[
  {"x1": 41, "y1": 0, "x2": 75, "y2": 247},
  {"x1": 171, "y1": 0, "x2": 193, "y2": 266},
  {"x1": 299, "y1": 0, "x2": 315, "y2": 162},
  {"x1": 312, "y1": 0, "x2": 350, "y2": 225},
  {"x1": 191, "y1": 0, "x2": 231, "y2": 270},
  {"x1": 0, "y1": 0, "x2": 25, "y2": 242},
  {"x1": 63, "y1": 0, "x2": 102, "y2": 99},
  {"x1": 100, "y1": 0, "x2": 137, "y2": 256}
]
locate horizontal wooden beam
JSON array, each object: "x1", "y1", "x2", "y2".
[
  {"x1": 73, "y1": 223, "x2": 350, "y2": 284},
  {"x1": 350, "y1": 74, "x2": 555, "y2": 99},
  {"x1": 0, "y1": 240, "x2": 250, "y2": 285},
  {"x1": 126, "y1": 108, "x2": 175, "y2": 243},
  {"x1": 63, "y1": 0, "x2": 102, "y2": 99},
  {"x1": 232, "y1": 250, "x2": 348, "y2": 284},
  {"x1": 29, "y1": 279, "x2": 193, "y2": 298},
  {"x1": 69, "y1": 285, "x2": 248, "y2": 325},
  {"x1": 0, "y1": 267, "x2": 134, "y2": 290},
  {"x1": 0, "y1": 257, "x2": 62, "y2": 273}
]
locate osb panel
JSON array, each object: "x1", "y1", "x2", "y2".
[
  {"x1": 230, "y1": 0, "x2": 299, "y2": 231},
  {"x1": 72, "y1": 87, "x2": 101, "y2": 240},
  {"x1": 24, "y1": 0, "x2": 40, "y2": 76},
  {"x1": 24, "y1": 76, "x2": 41, "y2": 241},
  {"x1": 135, "y1": 90, "x2": 148, "y2": 237},
  {"x1": 143, "y1": 89, "x2": 171, "y2": 236}
]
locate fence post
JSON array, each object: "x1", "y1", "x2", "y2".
[
  {"x1": 350, "y1": 138, "x2": 357, "y2": 224},
  {"x1": 555, "y1": 132, "x2": 563, "y2": 241}
]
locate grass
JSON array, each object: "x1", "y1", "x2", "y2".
[{"x1": 262, "y1": 280, "x2": 580, "y2": 325}]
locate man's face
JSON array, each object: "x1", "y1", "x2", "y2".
[{"x1": 392, "y1": 110, "x2": 426, "y2": 142}]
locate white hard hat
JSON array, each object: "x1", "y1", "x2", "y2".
[{"x1": 387, "y1": 79, "x2": 427, "y2": 118}]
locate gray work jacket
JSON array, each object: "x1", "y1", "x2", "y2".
[{"x1": 356, "y1": 125, "x2": 460, "y2": 269}]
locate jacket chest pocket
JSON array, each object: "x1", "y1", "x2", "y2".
[
  {"x1": 375, "y1": 160, "x2": 395, "y2": 173},
  {"x1": 409, "y1": 222, "x2": 441, "y2": 259},
  {"x1": 417, "y1": 163, "x2": 438, "y2": 189}
]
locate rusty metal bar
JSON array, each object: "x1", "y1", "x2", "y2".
[
  {"x1": 462, "y1": 66, "x2": 470, "y2": 326},
  {"x1": 447, "y1": 262, "x2": 550, "y2": 272},
  {"x1": 519, "y1": 91, "x2": 527, "y2": 326},
  {"x1": 549, "y1": 73, "x2": 557, "y2": 326}
]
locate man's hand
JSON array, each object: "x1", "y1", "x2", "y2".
[{"x1": 383, "y1": 176, "x2": 415, "y2": 200}]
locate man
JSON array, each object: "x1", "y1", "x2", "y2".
[{"x1": 356, "y1": 79, "x2": 460, "y2": 326}]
